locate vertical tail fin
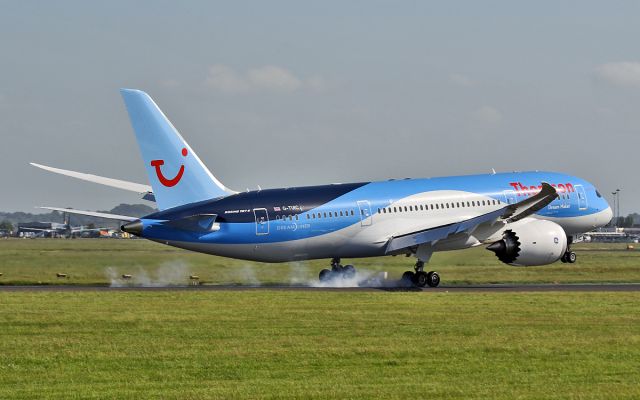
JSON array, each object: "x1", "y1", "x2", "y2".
[{"x1": 120, "y1": 89, "x2": 235, "y2": 210}]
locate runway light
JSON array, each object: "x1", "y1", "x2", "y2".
[
  {"x1": 189, "y1": 275, "x2": 199, "y2": 280},
  {"x1": 189, "y1": 275, "x2": 200, "y2": 286},
  {"x1": 0, "y1": 273, "x2": 3, "y2": 276},
  {"x1": 56, "y1": 273, "x2": 67, "y2": 278},
  {"x1": 628, "y1": 245, "x2": 635, "y2": 251},
  {"x1": 121, "y1": 274, "x2": 132, "y2": 279}
]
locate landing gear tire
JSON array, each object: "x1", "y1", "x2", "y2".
[
  {"x1": 560, "y1": 253, "x2": 568, "y2": 263},
  {"x1": 319, "y1": 258, "x2": 359, "y2": 283},
  {"x1": 342, "y1": 264, "x2": 356, "y2": 279},
  {"x1": 426, "y1": 271, "x2": 440, "y2": 287},
  {"x1": 567, "y1": 251, "x2": 577, "y2": 264},
  {"x1": 402, "y1": 271, "x2": 415, "y2": 284},
  {"x1": 319, "y1": 269, "x2": 332, "y2": 282},
  {"x1": 414, "y1": 271, "x2": 428, "y2": 287}
]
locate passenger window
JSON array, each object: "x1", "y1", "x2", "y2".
[
  {"x1": 295, "y1": 215, "x2": 299, "y2": 220},
  {"x1": 436, "y1": 204, "x2": 439, "y2": 209}
]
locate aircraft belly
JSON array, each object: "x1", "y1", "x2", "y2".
[{"x1": 159, "y1": 224, "x2": 385, "y2": 262}]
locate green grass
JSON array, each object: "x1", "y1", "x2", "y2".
[
  {"x1": 0, "y1": 239, "x2": 638, "y2": 286},
  {"x1": 0, "y1": 291, "x2": 638, "y2": 399}
]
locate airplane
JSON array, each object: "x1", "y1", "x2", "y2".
[{"x1": 33, "y1": 89, "x2": 613, "y2": 287}]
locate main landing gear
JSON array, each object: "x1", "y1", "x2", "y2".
[
  {"x1": 560, "y1": 236, "x2": 577, "y2": 264},
  {"x1": 319, "y1": 258, "x2": 357, "y2": 282},
  {"x1": 402, "y1": 260, "x2": 440, "y2": 288}
]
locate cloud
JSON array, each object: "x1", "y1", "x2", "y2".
[
  {"x1": 205, "y1": 64, "x2": 251, "y2": 93},
  {"x1": 247, "y1": 65, "x2": 301, "y2": 92},
  {"x1": 471, "y1": 106, "x2": 503, "y2": 124},
  {"x1": 449, "y1": 73, "x2": 474, "y2": 87},
  {"x1": 204, "y1": 65, "x2": 325, "y2": 94},
  {"x1": 595, "y1": 62, "x2": 640, "y2": 88}
]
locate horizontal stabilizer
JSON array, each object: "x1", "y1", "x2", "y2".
[
  {"x1": 163, "y1": 214, "x2": 220, "y2": 232},
  {"x1": 38, "y1": 207, "x2": 138, "y2": 222},
  {"x1": 31, "y1": 162, "x2": 153, "y2": 196}
]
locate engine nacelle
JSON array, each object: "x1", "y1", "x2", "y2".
[{"x1": 487, "y1": 220, "x2": 567, "y2": 266}]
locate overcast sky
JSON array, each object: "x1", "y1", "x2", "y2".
[{"x1": 1, "y1": 1, "x2": 638, "y2": 214}]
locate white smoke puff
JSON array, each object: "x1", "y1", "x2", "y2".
[
  {"x1": 105, "y1": 267, "x2": 122, "y2": 287},
  {"x1": 235, "y1": 264, "x2": 262, "y2": 286},
  {"x1": 310, "y1": 268, "x2": 389, "y2": 288},
  {"x1": 288, "y1": 261, "x2": 312, "y2": 286},
  {"x1": 105, "y1": 261, "x2": 191, "y2": 287},
  {"x1": 153, "y1": 261, "x2": 190, "y2": 286}
]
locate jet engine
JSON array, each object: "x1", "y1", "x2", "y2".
[{"x1": 487, "y1": 219, "x2": 567, "y2": 266}]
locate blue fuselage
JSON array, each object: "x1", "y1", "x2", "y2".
[{"x1": 136, "y1": 171, "x2": 611, "y2": 262}]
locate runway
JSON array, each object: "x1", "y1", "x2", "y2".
[{"x1": 1, "y1": 283, "x2": 639, "y2": 292}]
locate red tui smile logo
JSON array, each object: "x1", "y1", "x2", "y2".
[{"x1": 150, "y1": 148, "x2": 187, "y2": 187}]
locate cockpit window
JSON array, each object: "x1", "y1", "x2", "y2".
[{"x1": 596, "y1": 190, "x2": 602, "y2": 198}]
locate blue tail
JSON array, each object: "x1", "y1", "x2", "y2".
[{"x1": 120, "y1": 89, "x2": 235, "y2": 210}]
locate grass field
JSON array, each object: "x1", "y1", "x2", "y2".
[
  {"x1": 1, "y1": 240, "x2": 639, "y2": 398},
  {"x1": 1, "y1": 291, "x2": 639, "y2": 399},
  {"x1": 0, "y1": 238, "x2": 638, "y2": 286}
]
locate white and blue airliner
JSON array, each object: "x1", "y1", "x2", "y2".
[{"x1": 33, "y1": 89, "x2": 613, "y2": 287}]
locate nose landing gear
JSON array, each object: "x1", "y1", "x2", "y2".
[
  {"x1": 402, "y1": 260, "x2": 440, "y2": 288},
  {"x1": 560, "y1": 236, "x2": 577, "y2": 264}
]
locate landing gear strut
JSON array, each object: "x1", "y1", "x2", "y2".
[
  {"x1": 560, "y1": 236, "x2": 577, "y2": 264},
  {"x1": 402, "y1": 260, "x2": 440, "y2": 288},
  {"x1": 319, "y1": 258, "x2": 357, "y2": 282}
]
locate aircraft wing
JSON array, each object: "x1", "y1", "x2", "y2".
[
  {"x1": 30, "y1": 163, "x2": 155, "y2": 201},
  {"x1": 499, "y1": 182, "x2": 558, "y2": 223},
  {"x1": 385, "y1": 182, "x2": 558, "y2": 253},
  {"x1": 38, "y1": 207, "x2": 138, "y2": 222}
]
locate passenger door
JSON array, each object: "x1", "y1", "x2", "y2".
[
  {"x1": 357, "y1": 200, "x2": 372, "y2": 227},
  {"x1": 574, "y1": 185, "x2": 588, "y2": 210},
  {"x1": 253, "y1": 208, "x2": 270, "y2": 235},
  {"x1": 503, "y1": 190, "x2": 517, "y2": 205}
]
